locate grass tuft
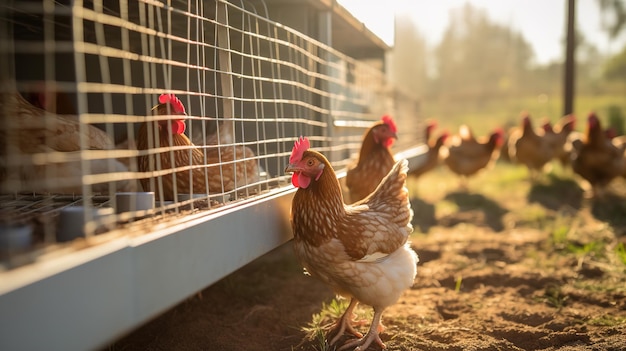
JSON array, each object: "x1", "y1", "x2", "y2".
[
  {"x1": 615, "y1": 243, "x2": 626, "y2": 266},
  {"x1": 587, "y1": 315, "x2": 626, "y2": 326}
]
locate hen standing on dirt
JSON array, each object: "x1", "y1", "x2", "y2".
[
  {"x1": 507, "y1": 113, "x2": 554, "y2": 179},
  {"x1": 571, "y1": 113, "x2": 625, "y2": 197},
  {"x1": 409, "y1": 131, "x2": 449, "y2": 179},
  {"x1": 286, "y1": 137, "x2": 418, "y2": 351},
  {"x1": 345, "y1": 115, "x2": 398, "y2": 204},
  {"x1": 541, "y1": 115, "x2": 576, "y2": 169},
  {"x1": 442, "y1": 125, "x2": 504, "y2": 188}
]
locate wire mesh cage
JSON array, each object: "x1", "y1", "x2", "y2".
[{"x1": 0, "y1": 0, "x2": 420, "y2": 269}]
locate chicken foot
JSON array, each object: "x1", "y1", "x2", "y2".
[
  {"x1": 328, "y1": 298, "x2": 364, "y2": 346},
  {"x1": 337, "y1": 309, "x2": 386, "y2": 351}
]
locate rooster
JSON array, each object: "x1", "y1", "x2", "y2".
[
  {"x1": 442, "y1": 125, "x2": 504, "y2": 188},
  {"x1": 285, "y1": 137, "x2": 418, "y2": 351},
  {"x1": 408, "y1": 131, "x2": 449, "y2": 179},
  {"x1": 137, "y1": 94, "x2": 259, "y2": 201},
  {"x1": 571, "y1": 113, "x2": 626, "y2": 197},
  {"x1": 507, "y1": 113, "x2": 554, "y2": 180},
  {"x1": 0, "y1": 90, "x2": 135, "y2": 194},
  {"x1": 345, "y1": 115, "x2": 397, "y2": 204}
]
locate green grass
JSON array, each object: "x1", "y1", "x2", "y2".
[
  {"x1": 541, "y1": 283, "x2": 569, "y2": 310},
  {"x1": 616, "y1": 243, "x2": 626, "y2": 266},
  {"x1": 587, "y1": 315, "x2": 626, "y2": 327},
  {"x1": 300, "y1": 298, "x2": 373, "y2": 348}
]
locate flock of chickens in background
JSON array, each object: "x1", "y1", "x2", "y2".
[
  {"x1": 2, "y1": 86, "x2": 626, "y2": 350},
  {"x1": 406, "y1": 111, "x2": 626, "y2": 198}
]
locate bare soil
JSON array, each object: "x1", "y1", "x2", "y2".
[{"x1": 110, "y1": 163, "x2": 626, "y2": 351}]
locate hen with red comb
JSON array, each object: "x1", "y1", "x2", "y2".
[
  {"x1": 137, "y1": 93, "x2": 259, "y2": 200},
  {"x1": 345, "y1": 115, "x2": 398, "y2": 203},
  {"x1": 285, "y1": 137, "x2": 418, "y2": 351},
  {"x1": 571, "y1": 112, "x2": 626, "y2": 197}
]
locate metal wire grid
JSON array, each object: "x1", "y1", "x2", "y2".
[{"x1": 0, "y1": 0, "x2": 420, "y2": 267}]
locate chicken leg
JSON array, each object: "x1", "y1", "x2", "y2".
[
  {"x1": 329, "y1": 298, "x2": 364, "y2": 346},
  {"x1": 338, "y1": 309, "x2": 386, "y2": 351}
]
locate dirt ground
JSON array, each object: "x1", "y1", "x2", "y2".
[{"x1": 110, "y1": 163, "x2": 626, "y2": 351}]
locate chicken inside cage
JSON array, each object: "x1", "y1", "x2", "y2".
[
  {"x1": 0, "y1": 0, "x2": 277, "y2": 263},
  {"x1": 0, "y1": 0, "x2": 420, "y2": 272}
]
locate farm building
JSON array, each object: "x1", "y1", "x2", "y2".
[{"x1": 0, "y1": 1, "x2": 424, "y2": 350}]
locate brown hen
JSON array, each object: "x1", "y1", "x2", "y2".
[
  {"x1": 541, "y1": 115, "x2": 576, "y2": 168},
  {"x1": 571, "y1": 113, "x2": 626, "y2": 197},
  {"x1": 507, "y1": 113, "x2": 554, "y2": 179},
  {"x1": 345, "y1": 115, "x2": 397, "y2": 204},
  {"x1": 286, "y1": 137, "x2": 418, "y2": 351},
  {"x1": 0, "y1": 91, "x2": 134, "y2": 194},
  {"x1": 442, "y1": 125, "x2": 504, "y2": 188},
  {"x1": 137, "y1": 94, "x2": 258, "y2": 201},
  {"x1": 409, "y1": 131, "x2": 449, "y2": 178}
]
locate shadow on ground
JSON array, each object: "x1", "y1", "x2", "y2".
[
  {"x1": 591, "y1": 192, "x2": 626, "y2": 236},
  {"x1": 440, "y1": 192, "x2": 508, "y2": 231},
  {"x1": 527, "y1": 174, "x2": 584, "y2": 211},
  {"x1": 410, "y1": 197, "x2": 437, "y2": 233}
]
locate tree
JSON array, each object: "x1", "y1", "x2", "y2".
[
  {"x1": 598, "y1": 0, "x2": 626, "y2": 38},
  {"x1": 432, "y1": 4, "x2": 534, "y2": 99},
  {"x1": 390, "y1": 14, "x2": 428, "y2": 97},
  {"x1": 603, "y1": 45, "x2": 626, "y2": 80}
]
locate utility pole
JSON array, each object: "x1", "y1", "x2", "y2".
[{"x1": 564, "y1": 0, "x2": 576, "y2": 116}]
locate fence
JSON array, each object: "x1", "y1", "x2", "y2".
[{"x1": 0, "y1": 1, "x2": 423, "y2": 350}]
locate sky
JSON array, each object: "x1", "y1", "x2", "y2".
[{"x1": 337, "y1": 0, "x2": 626, "y2": 64}]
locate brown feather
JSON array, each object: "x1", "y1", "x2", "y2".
[
  {"x1": 137, "y1": 103, "x2": 259, "y2": 201},
  {"x1": 345, "y1": 122, "x2": 396, "y2": 204},
  {"x1": 291, "y1": 150, "x2": 411, "y2": 260}
]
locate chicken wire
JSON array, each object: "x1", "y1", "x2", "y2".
[{"x1": 0, "y1": 0, "x2": 420, "y2": 269}]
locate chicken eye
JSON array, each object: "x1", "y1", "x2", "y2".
[{"x1": 307, "y1": 159, "x2": 315, "y2": 167}]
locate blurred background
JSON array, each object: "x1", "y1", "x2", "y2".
[{"x1": 339, "y1": 0, "x2": 626, "y2": 136}]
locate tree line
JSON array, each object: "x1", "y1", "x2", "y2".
[{"x1": 390, "y1": 2, "x2": 626, "y2": 101}]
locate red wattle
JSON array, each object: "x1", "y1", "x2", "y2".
[{"x1": 172, "y1": 120, "x2": 186, "y2": 135}]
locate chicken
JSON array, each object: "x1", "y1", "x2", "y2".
[
  {"x1": 22, "y1": 82, "x2": 77, "y2": 115},
  {"x1": 0, "y1": 90, "x2": 134, "y2": 194},
  {"x1": 345, "y1": 115, "x2": 397, "y2": 204},
  {"x1": 542, "y1": 115, "x2": 576, "y2": 168},
  {"x1": 571, "y1": 113, "x2": 626, "y2": 197},
  {"x1": 442, "y1": 125, "x2": 504, "y2": 188},
  {"x1": 423, "y1": 119, "x2": 437, "y2": 144},
  {"x1": 137, "y1": 93, "x2": 259, "y2": 201},
  {"x1": 285, "y1": 136, "x2": 418, "y2": 351},
  {"x1": 507, "y1": 113, "x2": 554, "y2": 179},
  {"x1": 408, "y1": 131, "x2": 449, "y2": 178},
  {"x1": 611, "y1": 134, "x2": 626, "y2": 178}
]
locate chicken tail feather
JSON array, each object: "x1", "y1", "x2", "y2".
[{"x1": 363, "y1": 159, "x2": 413, "y2": 232}]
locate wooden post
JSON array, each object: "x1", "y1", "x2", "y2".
[{"x1": 564, "y1": 0, "x2": 576, "y2": 116}]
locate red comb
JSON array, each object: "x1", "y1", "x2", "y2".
[
  {"x1": 289, "y1": 136, "x2": 310, "y2": 164},
  {"x1": 158, "y1": 94, "x2": 186, "y2": 114},
  {"x1": 382, "y1": 115, "x2": 397, "y2": 133}
]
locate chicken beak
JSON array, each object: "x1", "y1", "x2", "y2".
[{"x1": 284, "y1": 164, "x2": 299, "y2": 174}]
